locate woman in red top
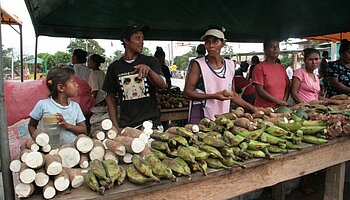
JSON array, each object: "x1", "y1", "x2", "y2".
[{"x1": 252, "y1": 39, "x2": 290, "y2": 108}]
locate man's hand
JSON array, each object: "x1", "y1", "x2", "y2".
[{"x1": 134, "y1": 64, "x2": 151, "y2": 78}]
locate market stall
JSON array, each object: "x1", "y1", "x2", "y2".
[
  {"x1": 27, "y1": 137, "x2": 349, "y2": 200},
  {"x1": 8, "y1": 95, "x2": 350, "y2": 200}
]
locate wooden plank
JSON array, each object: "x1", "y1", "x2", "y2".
[
  {"x1": 324, "y1": 163, "x2": 345, "y2": 200},
  {"x1": 28, "y1": 138, "x2": 350, "y2": 200},
  {"x1": 160, "y1": 107, "x2": 188, "y2": 121}
]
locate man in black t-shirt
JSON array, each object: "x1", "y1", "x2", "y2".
[{"x1": 102, "y1": 25, "x2": 166, "y2": 129}]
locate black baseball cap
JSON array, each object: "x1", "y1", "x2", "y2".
[{"x1": 120, "y1": 25, "x2": 150, "y2": 41}]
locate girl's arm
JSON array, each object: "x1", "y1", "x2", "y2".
[
  {"x1": 56, "y1": 113, "x2": 87, "y2": 135},
  {"x1": 28, "y1": 117, "x2": 39, "y2": 137},
  {"x1": 290, "y1": 77, "x2": 304, "y2": 104}
]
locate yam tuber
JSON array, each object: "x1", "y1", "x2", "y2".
[
  {"x1": 123, "y1": 153, "x2": 133, "y2": 164},
  {"x1": 20, "y1": 149, "x2": 32, "y2": 162},
  {"x1": 104, "y1": 139, "x2": 126, "y2": 156},
  {"x1": 35, "y1": 168, "x2": 50, "y2": 187},
  {"x1": 25, "y1": 138, "x2": 40, "y2": 151},
  {"x1": 41, "y1": 144, "x2": 52, "y2": 153},
  {"x1": 64, "y1": 167, "x2": 84, "y2": 188},
  {"x1": 89, "y1": 140, "x2": 106, "y2": 161},
  {"x1": 10, "y1": 157, "x2": 22, "y2": 173},
  {"x1": 15, "y1": 183, "x2": 34, "y2": 198},
  {"x1": 101, "y1": 119, "x2": 113, "y2": 131},
  {"x1": 91, "y1": 129, "x2": 106, "y2": 141},
  {"x1": 184, "y1": 124, "x2": 200, "y2": 133},
  {"x1": 107, "y1": 126, "x2": 118, "y2": 139},
  {"x1": 114, "y1": 136, "x2": 145, "y2": 154},
  {"x1": 54, "y1": 169, "x2": 70, "y2": 192},
  {"x1": 121, "y1": 127, "x2": 150, "y2": 143},
  {"x1": 43, "y1": 180, "x2": 56, "y2": 199},
  {"x1": 25, "y1": 151, "x2": 45, "y2": 169},
  {"x1": 79, "y1": 154, "x2": 90, "y2": 169},
  {"x1": 104, "y1": 150, "x2": 119, "y2": 164},
  {"x1": 58, "y1": 144, "x2": 80, "y2": 168},
  {"x1": 32, "y1": 129, "x2": 50, "y2": 147},
  {"x1": 19, "y1": 163, "x2": 36, "y2": 183},
  {"x1": 233, "y1": 107, "x2": 245, "y2": 118},
  {"x1": 75, "y1": 134, "x2": 94, "y2": 153},
  {"x1": 44, "y1": 154, "x2": 62, "y2": 176}
]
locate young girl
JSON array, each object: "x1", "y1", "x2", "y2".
[
  {"x1": 28, "y1": 67, "x2": 87, "y2": 145},
  {"x1": 291, "y1": 48, "x2": 329, "y2": 104},
  {"x1": 88, "y1": 54, "x2": 106, "y2": 105}
]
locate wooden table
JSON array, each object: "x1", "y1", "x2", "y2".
[
  {"x1": 28, "y1": 137, "x2": 350, "y2": 200},
  {"x1": 160, "y1": 107, "x2": 189, "y2": 122}
]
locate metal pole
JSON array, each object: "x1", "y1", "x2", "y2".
[
  {"x1": 20, "y1": 25, "x2": 24, "y2": 82},
  {"x1": 34, "y1": 36, "x2": 38, "y2": 80},
  {"x1": 0, "y1": 6, "x2": 16, "y2": 200}
]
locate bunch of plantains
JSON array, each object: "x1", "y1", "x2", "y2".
[
  {"x1": 135, "y1": 108, "x2": 334, "y2": 184},
  {"x1": 84, "y1": 159, "x2": 126, "y2": 194}
]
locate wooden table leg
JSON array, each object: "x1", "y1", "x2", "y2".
[
  {"x1": 272, "y1": 182, "x2": 286, "y2": 200},
  {"x1": 324, "y1": 163, "x2": 345, "y2": 200}
]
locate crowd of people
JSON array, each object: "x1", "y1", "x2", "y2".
[{"x1": 27, "y1": 25, "x2": 350, "y2": 147}]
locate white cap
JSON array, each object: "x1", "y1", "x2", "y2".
[{"x1": 200, "y1": 29, "x2": 226, "y2": 41}]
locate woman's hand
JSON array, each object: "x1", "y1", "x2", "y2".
[
  {"x1": 214, "y1": 91, "x2": 234, "y2": 101},
  {"x1": 277, "y1": 100, "x2": 289, "y2": 107}
]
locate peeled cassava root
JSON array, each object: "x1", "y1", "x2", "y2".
[
  {"x1": 32, "y1": 129, "x2": 50, "y2": 147},
  {"x1": 58, "y1": 144, "x2": 80, "y2": 168},
  {"x1": 75, "y1": 134, "x2": 94, "y2": 153},
  {"x1": 114, "y1": 136, "x2": 146, "y2": 154}
]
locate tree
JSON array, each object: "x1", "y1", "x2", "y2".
[
  {"x1": 52, "y1": 51, "x2": 71, "y2": 66},
  {"x1": 2, "y1": 46, "x2": 14, "y2": 69},
  {"x1": 142, "y1": 46, "x2": 152, "y2": 56},
  {"x1": 67, "y1": 39, "x2": 105, "y2": 55},
  {"x1": 113, "y1": 50, "x2": 124, "y2": 60},
  {"x1": 222, "y1": 45, "x2": 234, "y2": 58},
  {"x1": 173, "y1": 46, "x2": 197, "y2": 71},
  {"x1": 280, "y1": 53, "x2": 293, "y2": 68}
]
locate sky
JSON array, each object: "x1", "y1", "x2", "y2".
[{"x1": 1, "y1": 0, "x2": 301, "y2": 62}]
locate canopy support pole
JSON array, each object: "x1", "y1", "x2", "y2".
[
  {"x1": 0, "y1": 8, "x2": 16, "y2": 200},
  {"x1": 20, "y1": 25, "x2": 24, "y2": 82},
  {"x1": 34, "y1": 36, "x2": 38, "y2": 80}
]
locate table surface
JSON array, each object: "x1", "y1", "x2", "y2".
[{"x1": 28, "y1": 137, "x2": 350, "y2": 200}]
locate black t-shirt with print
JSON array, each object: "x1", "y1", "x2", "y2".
[{"x1": 102, "y1": 54, "x2": 164, "y2": 128}]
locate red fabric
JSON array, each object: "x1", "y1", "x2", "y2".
[
  {"x1": 252, "y1": 61, "x2": 289, "y2": 108},
  {"x1": 234, "y1": 76, "x2": 255, "y2": 95},
  {"x1": 4, "y1": 77, "x2": 95, "y2": 126}
]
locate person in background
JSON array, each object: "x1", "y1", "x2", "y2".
[
  {"x1": 72, "y1": 49, "x2": 91, "y2": 82},
  {"x1": 184, "y1": 26, "x2": 257, "y2": 123},
  {"x1": 247, "y1": 55, "x2": 260, "y2": 80},
  {"x1": 235, "y1": 60, "x2": 249, "y2": 78},
  {"x1": 325, "y1": 39, "x2": 350, "y2": 97},
  {"x1": 154, "y1": 46, "x2": 172, "y2": 90},
  {"x1": 319, "y1": 51, "x2": 329, "y2": 96},
  {"x1": 320, "y1": 51, "x2": 329, "y2": 78},
  {"x1": 196, "y1": 44, "x2": 206, "y2": 58},
  {"x1": 102, "y1": 25, "x2": 166, "y2": 130},
  {"x1": 234, "y1": 61, "x2": 256, "y2": 105},
  {"x1": 291, "y1": 48, "x2": 329, "y2": 104},
  {"x1": 28, "y1": 67, "x2": 87, "y2": 144},
  {"x1": 88, "y1": 54, "x2": 106, "y2": 105},
  {"x1": 252, "y1": 39, "x2": 290, "y2": 108}
]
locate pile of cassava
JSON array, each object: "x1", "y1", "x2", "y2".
[{"x1": 10, "y1": 94, "x2": 350, "y2": 198}]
